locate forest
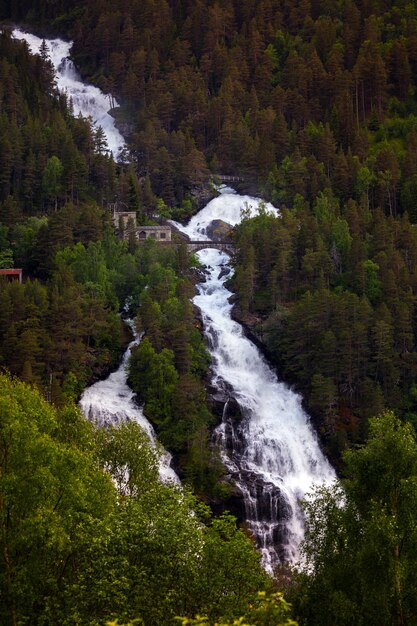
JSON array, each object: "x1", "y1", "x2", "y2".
[{"x1": 1, "y1": 0, "x2": 417, "y2": 624}]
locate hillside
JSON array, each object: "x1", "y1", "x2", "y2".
[{"x1": 1, "y1": 1, "x2": 417, "y2": 624}]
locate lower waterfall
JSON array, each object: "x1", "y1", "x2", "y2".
[{"x1": 79, "y1": 322, "x2": 179, "y2": 484}]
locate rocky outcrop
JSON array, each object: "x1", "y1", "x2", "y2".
[
  {"x1": 190, "y1": 186, "x2": 217, "y2": 211},
  {"x1": 205, "y1": 219, "x2": 234, "y2": 242},
  {"x1": 214, "y1": 394, "x2": 293, "y2": 563}
]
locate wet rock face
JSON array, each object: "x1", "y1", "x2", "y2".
[
  {"x1": 205, "y1": 219, "x2": 233, "y2": 241},
  {"x1": 218, "y1": 266, "x2": 232, "y2": 280},
  {"x1": 210, "y1": 483, "x2": 247, "y2": 521},
  {"x1": 215, "y1": 403, "x2": 297, "y2": 568},
  {"x1": 207, "y1": 370, "x2": 308, "y2": 569},
  {"x1": 190, "y1": 187, "x2": 217, "y2": 211},
  {"x1": 208, "y1": 389, "x2": 229, "y2": 421},
  {"x1": 223, "y1": 397, "x2": 244, "y2": 424},
  {"x1": 239, "y1": 472, "x2": 293, "y2": 556},
  {"x1": 207, "y1": 376, "x2": 241, "y2": 421}
]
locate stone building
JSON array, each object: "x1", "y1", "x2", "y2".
[
  {"x1": 111, "y1": 203, "x2": 172, "y2": 242},
  {"x1": 137, "y1": 225, "x2": 172, "y2": 241}
]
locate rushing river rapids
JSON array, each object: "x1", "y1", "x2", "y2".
[{"x1": 174, "y1": 188, "x2": 335, "y2": 571}]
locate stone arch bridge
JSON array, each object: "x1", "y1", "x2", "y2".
[{"x1": 186, "y1": 241, "x2": 234, "y2": 254}]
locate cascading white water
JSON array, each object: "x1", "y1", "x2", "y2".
[
  {"x1": 174, "y1": 187, "x2": 335, "y2": 571},
  {"x1": 13, "y1": 25, "x2": 334, "y2": 567},
  {"x1": 79, "y1": 322, "x2": 179, "y2": 484},
  {"x1": 12, "y1": 29, "x2": 125, "y2": 158}
]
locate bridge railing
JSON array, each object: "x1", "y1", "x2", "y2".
[
  {"x1": 214, "y1": 175, "x2": 245, "y2": 182},
  {"x1": 187, "y1": 241, "x2": 234, "y2": 253},
  {"x1": 145, "y1": 238, "x2": 234, "y2": 254}
]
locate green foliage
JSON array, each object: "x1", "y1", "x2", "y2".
[
  {"x1": 0, "y1": 373, "x2": 271, "y2": 625},
  {"x1": 176, "y1": 592, "x2": 297, "y2": 625},
  {"x1": 42, "y1": 155, "x2": 63, "y2": 208},
  {"x1": 129, "y1": 338, "x2": 179, "y2": 425},
  {"x1": 294, "y1": 412, "x2": 417, "y2": 626},
  {"x1": 233, "y1": 192, "x2": 417, "y2": 460},
  {"x1": 128, "y1": 244, "x2": 223, "y2": 496},
  {"x1": 0, "y1": 271, "x2": 124, "y2": 395},
  {"x1": 0, "y1": 373, "x2": 114, "y2": 625},
  {"x1": 0, "y1": 247, "x2": 13, "y2": 268},
  {"x1": 96, "y1": 421, "x2": 160, "y2": 496},
  {"x1": 362, "y1": 259, "x2": 381, "y2": 303},
  {"x1": 0, "y1": 30, "x2": 116, "y2": 219},
  {"x1": 5, "y1": 0, "x2": 415, "y2": 212}
]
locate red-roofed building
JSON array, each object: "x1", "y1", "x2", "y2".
[{"x1": 0, "y1": 269, "x2": 23, "y2": 283}]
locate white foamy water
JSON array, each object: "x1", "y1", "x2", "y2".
[
  {"x1": 80, "y1": 322, "x2": 179, "y2": 484},
  {"x1": 12, "y1": 29, "x2": 125, "y2": 158},
  {"x1": 171, "y1": 186, "x2": 278, "y2": 240},
  {"x1": 175, "y1": 192, "x2": 335, "y2": 571}
]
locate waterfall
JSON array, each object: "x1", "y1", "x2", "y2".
[
  {"x1": 12, "y1": 29, "x2": 126, "y2": 159},
  {"x1": 79, "y1": 321, "x2": 179, "y2": 484},
  {"x1": 174, "y1": 187, "x2": 335, "y2": 571},
  {"x1": 13, "y1": 25, "x2": 335, "y2": 568}
]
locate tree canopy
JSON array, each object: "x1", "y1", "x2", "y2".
[
  {"x1": 0, "y1": 373, "x2": 272, "y2": 625},
  {"x1": 294, "y1": 412, "x2": 417, "y2": 626}
]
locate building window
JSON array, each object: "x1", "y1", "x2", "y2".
[
  {"x1": 139, "y1": 231, "x2": 147, "y2": 239},
  {"x1": 160, "y1": 232, "x2": 166, "y2": 239}
]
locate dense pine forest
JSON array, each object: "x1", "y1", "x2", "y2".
[{"x1": 2, "y1": 0, "x2": 417, "y2": 624}]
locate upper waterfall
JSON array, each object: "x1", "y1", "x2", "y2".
[{"x1": 12, "y1": 29, "x2": 126, "y2": 159}]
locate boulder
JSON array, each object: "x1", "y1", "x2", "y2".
[
  {"x1": 206, "y1": 219, "x2": 233, "y2": 242},
  {"x1": 218, "y1": 266, "x2": 232, "y2": 280}
]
